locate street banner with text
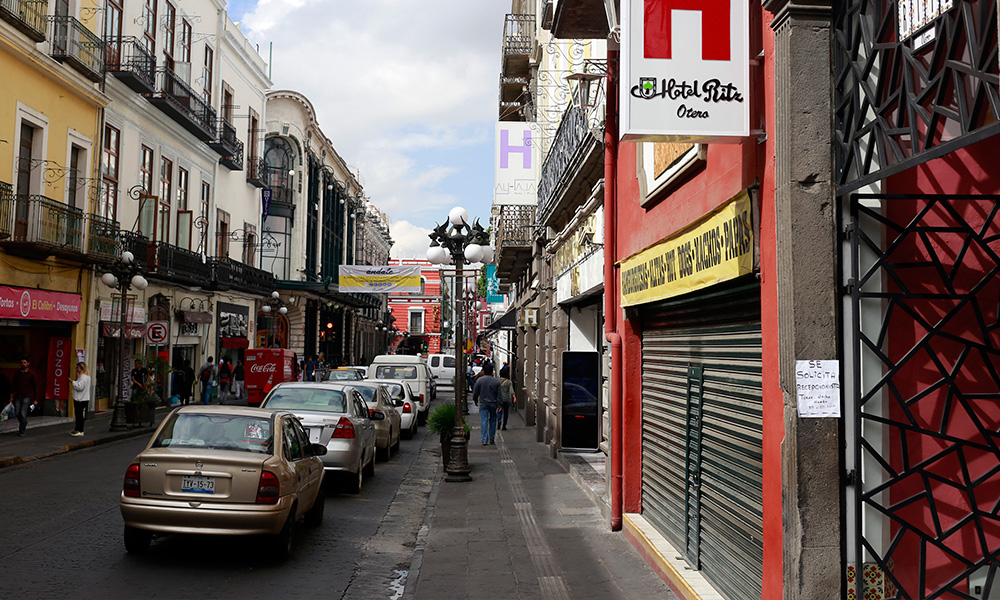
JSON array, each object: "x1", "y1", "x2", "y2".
[
  {"x1": 46, "y1": 337, "x2": 72, "y2": 400},
  {"x1": 620, "y1": 190, "x2": 753, "y2": 306},
  {"x1": 339, "y1": 265, "x2": 422, "y2": 293}
]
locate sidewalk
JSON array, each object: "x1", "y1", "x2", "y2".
[
  {"x1": 0, "y1": 408, "x2": 161, "y2": 469},
  {"x1": 406, "y1": 409, "x2": 676, "y2": 600}
]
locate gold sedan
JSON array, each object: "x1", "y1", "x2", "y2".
[{"x1": 119, "y1": 405, "x2": 326, "y2": 559}]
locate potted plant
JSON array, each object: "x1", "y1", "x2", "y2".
[{"x1": 427, "y1": 403, "x2": 470, "y2": 467}]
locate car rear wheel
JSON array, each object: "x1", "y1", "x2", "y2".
[
  {"x1": 364, "y1": 449, "x2": 376, "y2": 477},
  {"x1": 377, "y1": 430, "x2": 391, "y2": 461},
  {"x1": 344, "y1": 465, "x2": 363, "y2": 494},
  {"x1": 402, "y1": 423, "x2": 413, "y2": 440},
  {"x1": 304, "y1": 490, "x2": 325, "y2": 527},
  {"x1": 124, "y1": 526, "x2": 152, "y2": 554},
  {"x1": 272, "y1": 512, "x2": 296, "y2": 560},
  {"x1": 391, "y1": 431, "x2": 401, "y2": 453}
]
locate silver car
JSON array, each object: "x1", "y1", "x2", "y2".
[
  {"x1": 260, "y1": 382, "x2": 379, "y2": 494},
  {"x1": 352, "y1": 382, "x2": 402, "y2": 460},
  {"x1": 366, "y1": 379, "x2": 418, "y2": 439}
]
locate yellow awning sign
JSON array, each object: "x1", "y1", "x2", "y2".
[
  {"x1": 339, "y1": 265, "x2": 422, "y2": 293},
  {"x1": 620, "y1": 190, "x2": 753, "y2": 307}
]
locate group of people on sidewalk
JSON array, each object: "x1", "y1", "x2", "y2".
[
  {"x1": 1, "y1": 358, "x2": 91, "y2": 438},
  {"x1": 167, "y1": 356, "x2": 245, "y2": 406},
  {"x1": 471, "y1": 364, "x2": 516, "y2": 445}
]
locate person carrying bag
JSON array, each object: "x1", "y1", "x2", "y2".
[{"x1": 498, "y1": 366, "x2": 515, "y2": 431}]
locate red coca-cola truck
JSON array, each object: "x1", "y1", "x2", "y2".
[{"x1": 244, "y1": 349, "x2": 297, "y2": 406}]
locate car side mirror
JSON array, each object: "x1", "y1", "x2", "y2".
[
  {"x1": 369, "y1": 409, "x2": 385, "y2": 420},
  {"x1": 310, "y1": 443, "x2": 328, "y2": 456}
]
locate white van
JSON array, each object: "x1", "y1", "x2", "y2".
[
  {"x1": 426, "y1": 354, "x2": 456, "y2": 388},
  {"x1": 369, "y1": 355, "x2": 433, "y2": 423}
]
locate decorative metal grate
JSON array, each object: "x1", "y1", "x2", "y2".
[
  {"x1": 846, "y1": 193, "x2": 1000, "y2": 599},
  {"x1": 833, "y1": 0, "x2": 1000, "y2": 194},
  {"x1": 537, "y1": 104, "x2": 588, "y2": 223}
]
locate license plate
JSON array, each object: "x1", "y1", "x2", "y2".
[{"x1": 181, "y1": 476, "x2": 215, "y2": 494}]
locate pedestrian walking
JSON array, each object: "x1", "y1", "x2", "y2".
[
  {"x1": 472, "y1": 362, "x2": 502, "y2": 445},
  {"x1": 11, "y1": 357, "x2": 38, "y2": 436},
  {"x1": 498, "y1": 366, "x2": 515, "y2": 431},
  {"x1": 69, "y1": 362, "x2": 91, "y2": 436},
  {"x1": 218, "y1": 358, "x2": 232, "y2": 402},
  {"x1": 198, "y1": 356, "x2": 216, "y2": 404},
  {"x1": 232, "y1": 359, "x2": 245, "y2": 401},
  {"x1": 131, "y1": 359, "x2": 148, "y2": 401},
  {"x1": 304, "y1": 355, "x2": 317, "y2": 382},
  {"x1": 181, "y1": 359, "x2": 195, "y2": 405}
]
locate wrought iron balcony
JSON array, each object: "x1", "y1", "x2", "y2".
[
  {"x1": 493, "y1": 204, "x2": 535, "y2": 282},
  {"x1": 0, "y1": 182, "x2": 11, "y2": 240},
  {"x1": 209, "y1": 120, "x2": 244, "y2": 170},
  {"x1": 246, "y1": 156, "x2": 267, "y2": 188},
  {"x1": 537, "y1": 105, "x2": 602, "y2": 228},
  {"x1": 502, "y1": 14, "x2": 534, "y2": 79},
  {"x1": 0, "y1": 193, "x2": 86, "y2": 257},
  {"x1": 0, "y1": 0, "x2": 46, "y2": 41},
  {"x1": 146, "y1": 241, "x2": 211, "y2": 287},
  {"x1": 118, "y1": 230, "x2": 151, "y2": 269},
  {"x1": 86, "y1": 213, "x2": 120, "y2": 263},
  {"x1": 210, "y1": 257, "x2": 275, "y2": 295},
  {"x1": 47, "y1": 15, "x2": 105, "y2": 82},
  {"x1": 149, "y1": 68, "x2": 217, "y2": 141},
  {"x1": 104, "y1": 36, "x2": 155, "y2": 94},
  {"x1": 549, "y1": 0, "x2": 608, "y2": 39}
]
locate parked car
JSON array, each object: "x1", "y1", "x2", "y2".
[
  {"x1": 260, "y1": 382, "x2": 380, "y2": 494},
  {"x1": 426, "y1": 354, "x2": 456, "y2": 388},
  {"x1": 352, "y1": 382, "x2": 402, "y2": 460},
  {"x1": 367, "y1": 379, "x2": 419, "y2": 439},
  {"x1": 327, "y1": 368, "x2": 365, "y2": 381},
  {"x1": 368, "y1": 355, "x2": 434, "y2": 423},
  {"x1": 119, "y1": 405, "x2": 326, "y2": 559}
]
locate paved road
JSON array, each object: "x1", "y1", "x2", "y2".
[{"x1": 0, "y1": 407, "x2": 439, "y2": 600}]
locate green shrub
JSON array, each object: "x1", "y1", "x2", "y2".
[{"x1": 427, "y1": 403, "x2": 470, "y2": 436}]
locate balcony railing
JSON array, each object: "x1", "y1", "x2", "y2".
[
  {"x1": 86, "y1": 214, "x2": 119, "y2": 262},
  {"x1": 211, "y1": 257, "x2": 275, "y2": 295},
  {"x1": 0, "y1": 0, "x2": 47, "y2": 41},
  {"x1": 119, "y1": 230, "x2": 151, "y2": 269},
  {"x1": 502, "y1": 14, "x2": 534, "y2": 79},
  {"x1": 104, "y1": 36, "x2": 155, "y2": 93},
  {"x1": 0, "y1": 182, "x2": 12, "y2": 240},
  {"x1": 147, "y1": 241, "x2": 212, "y2": 287},
  {"x1": 246, "y1": 156, "x2": 267, "y2": 188},
  {"x1": 149, "y1": 68, "x2": 217, "y2": 141},
  {"x1": 0, "y1": 193, "x2": 85, "y2": 255},
  {"x1": 494, "y1": 204, "x2": 535, "y2": 282},
  {"x1": 537, "y1": 105, "x2": 589, "y2": 222},
  {"x1": 210, "y1": 120, "x2": 244, "y2": 170},
  {"x1": 48, "y1": 15, "x2": 105, "y2": 81}
]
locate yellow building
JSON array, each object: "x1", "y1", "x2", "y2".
[{"x1": 1, "y1": 0, "x2": 111, "y2": 414}]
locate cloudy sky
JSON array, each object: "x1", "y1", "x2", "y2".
[{"x1": 230, "y1": 0, "x2": 509, "y2": 260}]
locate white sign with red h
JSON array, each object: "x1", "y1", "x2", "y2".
[{"x1": 621, "y1": 0, "x2": 750, "y2": 142}]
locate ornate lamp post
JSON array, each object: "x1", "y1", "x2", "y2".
[
  {"x1": 259, "y1": 291, "x2": 288, "y2": 348},
  {"x1": 427, "y1": 206, "x2": 493, "y2": 482},
  {"x1": 102, "y1": 250, "x2": 149, "y2": 431}
]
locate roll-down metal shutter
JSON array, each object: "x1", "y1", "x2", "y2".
[{"x1": 641, "y1": 281, "x2": 763, "y2": 600}]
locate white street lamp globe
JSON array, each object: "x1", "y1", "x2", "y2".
[
  {"x1": 131, "y1": 275, "x2": 148, "y2": 290},
  {"x1": 261, "y1": 305, "x2": 272, "y2": 313},
  {"x1": 426, "y1": 245, "x2": 446, "y2": 264},
  {"x1": 278, "y1": 306, "x2": 288, "y2": 315},
  {"x1": 448, "y1": 207, "x2": 469, "y2": 226},
  {"x1": 101, "y1": 272, "x2": 118, "y2": 288},
  {"x1": 121, "y1": 250, "x2": 134, "y2": 264},
  {"x1": 271, "y1": 291, "x2": 280, "y2": 300},
  {"x1": 464, "y1": 243, "x2": 484, "y2": 263},
  {"x1": 480, "y1": 245, "x2": 494, "y2": 264}
]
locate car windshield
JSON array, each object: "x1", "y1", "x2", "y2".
[
  {"x1": 374, "y1": 365, "x2": 417, "y2": 380},
  {"x1": 328, "y1": 370, "x2": 358, "y2": 380},
  {"x1": 264, "y1": 388, "x2": 348, "y2": 413},
  {"x1": 152, "y1": 413, "x2": 274, "y2": 454}
]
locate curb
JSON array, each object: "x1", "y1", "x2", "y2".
[{"x1": 0, "y1": 425, "x2": 157, "y2": 470}]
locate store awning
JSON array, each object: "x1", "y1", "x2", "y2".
[
  {"x1": 221, "y1": 337, "x2": 250, "y2": 349},
  {"x1": 182, "y1": 311, "x2": 213, "y2": 324},
  {"x1": 485, "y1": 310, "x2": 517, "y2": 331}
]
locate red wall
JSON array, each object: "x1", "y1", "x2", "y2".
[{"x1": 613, "y1": 5, "x2": 782, "y2": 597}]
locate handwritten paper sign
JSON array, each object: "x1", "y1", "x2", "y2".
[{"x1": 795, "y1": 360, "x2": 841, "y2": 418}]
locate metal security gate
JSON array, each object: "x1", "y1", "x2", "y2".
[
  {"x1": 844, "y1": 194, "x2": 1000, "y2": 600},
  {"x1": 642, "y1": 281, "x2": 763, "y2": 600}
]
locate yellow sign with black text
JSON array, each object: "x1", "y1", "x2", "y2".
[{"x1": 620, "y1": 191, "x2": 753, "y2": 307}]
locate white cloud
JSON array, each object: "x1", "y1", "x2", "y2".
[
  {"x1": 389, "y1": 220, "x2": 432, "y2": 260},
  {"x1": 240, "y1": 0, "x2": 508, "y2": 229}
]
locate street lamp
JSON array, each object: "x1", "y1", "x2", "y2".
[
  {"x1": 260, "y1": 291, "x2": 288, "y2": 348},
  {"x1": 426, "y1": 206, "x2": 492, "y2": 482},
  {"x1": 103, "y1": 250, "x2": 149, "y2": 431}
]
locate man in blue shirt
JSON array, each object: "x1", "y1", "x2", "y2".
[{"x1": 472, "y1": 363, "x2": 501, "y2": 445}]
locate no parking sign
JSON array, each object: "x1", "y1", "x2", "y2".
[{"x1": 145, "y1": 321, "x2": 169, "y2": 346}]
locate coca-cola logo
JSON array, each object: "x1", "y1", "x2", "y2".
[{"x1": 249, "y1": 363, "x2": 277, "y2": 373}]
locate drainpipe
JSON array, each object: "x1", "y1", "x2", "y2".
[{"x1": 603, "y1": 46, "x2": 623, "y2": 532}]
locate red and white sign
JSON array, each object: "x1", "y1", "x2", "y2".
[
  {"x1": 0, "y1": 286, "x2": 81, "y2": 322},
  {"x1": 146, "y1": 321, "x2": 169, "y2": 345},
  {"x1": 46, "y1": 337, "x2": 72, "y2": 400},
  {"x1": 621, "y1": 0, "x2": 750, "y2": 142}
]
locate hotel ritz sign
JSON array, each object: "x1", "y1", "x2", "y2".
[{"x1": 621, "y1": 0, "x2": 750, "y2": 142}]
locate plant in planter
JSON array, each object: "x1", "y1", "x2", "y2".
[{"x1": 427, "y1": 403, "x2": 471, "y2": 467}]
